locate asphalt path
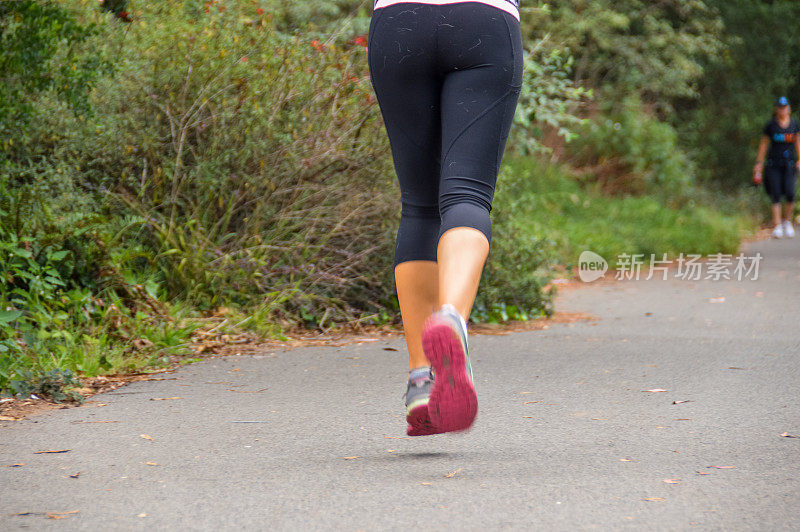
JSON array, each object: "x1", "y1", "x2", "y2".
[{"x1": 1, "y1": 236, "x2": 799, "y2": 530}]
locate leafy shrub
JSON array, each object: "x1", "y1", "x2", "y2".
[{"x1": 569, "y1": 96, "x2": 696, "y2": 203}]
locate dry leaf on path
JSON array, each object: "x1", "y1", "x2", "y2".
[
  {"x1": 140, "y1": 434, "x2": 154, "y2": 441},
  {"x1": 0, "y1": 415, "x2": 19, "y2": 421},
  {"x1": 780, "y1": 432, "x2": 799, "y2": 438},
  {"x1": 707, "y1": 465, "x2": 735, "y2": 469},
  {"x1": 643, "y1": 389, "x2": 668, "y2": 393},
  {"x1": 226, "y1": 388, "x2": 268, "y2": 394},
  {"x1": 642, "y1": 498, "x2": 666, "y2": 502},
  {"x1": 46, "y1": 510, "x2": 79, "y2": 519},
  {"x1": 663, "y1": 479, "x2": 680, "y2": 484},
  {"x1": 709, "y1": 297, "x2": 725, "y2": 303},
  {"x1": 421, "y1": 482, "x2": 433, "y2": 486},
  {"x1": 69, "y1": 472, "x2": 81, "y2": 479},
  {"x1": 343, "y1": 456, "x2": 361, "y2": 460},
  {"x1": 523, "y1": 401, "x2": 541, "y2": 404},
  {"x1": 33, "y1": 449, "x2": 71, "y2": 454},
  {"x1": 523, "y1": 416, "x2": 534, "y2": 419},
  {"x1": 383, "y1": 347, "x2": 398, "y2": 351},
  {"x1": 673, "y1": 400, "x2": 692, "y2": 404},
  {"x1": 138, "y1": 513, "x2": 147, "y2": 518},
  {"x1": 150, "y1": 397, "x2": 182, "y2": 401},
  {"x1": 5, "y1": 463, "x2": 25, "y2": 467},
  {"x1": 145, "y1": 462, "x2": 159, "y2": 466},
  {"x1": 697, "y1": 471, "x2": 710, "y2": 475},
  {"x1": 619, "y1": 459, "x2": 633, "y2": 462},
  {"x1": 444, "y1": 468, "x2": 462, "y2": 478}
]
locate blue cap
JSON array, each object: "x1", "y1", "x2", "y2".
[{"x1": 775, "y1": 96, "x2": 790, "y2": 107}]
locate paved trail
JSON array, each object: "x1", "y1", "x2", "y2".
[{"x1": 2, "y1": 237, "x2": 799, "y2": 531}]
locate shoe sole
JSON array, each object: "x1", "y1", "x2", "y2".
[
  {"x1": 406, "y1": 403, "x2": 443, "y2": 436},
  {"x1": 423, "y1": 315, "x2": 477, "y2": 433}
]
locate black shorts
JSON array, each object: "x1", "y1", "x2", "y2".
[
  {"x1": 764, "y1": 161, "x2": 797, "y2": 203},
  {"x1": 367, "y1": 2, "x2": 523, "y2": 266}
]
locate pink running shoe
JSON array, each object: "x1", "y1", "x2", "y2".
[
  {"x1": 422, "y1": 304, "x2": 477, "y2": 433},
  {"x1": 404, "y1": 368, "x2": 443, "y2": 436}
]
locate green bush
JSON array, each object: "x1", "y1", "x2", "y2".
[{"x1": 570, "y1": 96, "x2": 696, "y2": 203}]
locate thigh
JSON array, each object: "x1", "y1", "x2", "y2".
[
  {"x1": 368, "y1": 5, "x2": 442, "y2": 207},
  {"x1": 437, "y1": 5, "x2": 523, "y2": 192}
]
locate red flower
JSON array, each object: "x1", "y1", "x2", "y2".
[
  {"x1": 310, "y1": 39, "x2": 324, "y2": 52},
  {"x1": 256, "y1": 7, "x2": 264, "y2": 15}
]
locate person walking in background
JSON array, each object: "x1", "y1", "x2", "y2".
[
  {"x1": 754, "y1": 96, "x2": 800, "y2": 238},
  {"x1": 367, "y1": 0, "x2": 523, "y2": 436}
]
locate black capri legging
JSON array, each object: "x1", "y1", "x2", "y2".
[
  {"x1": 764, "y1": 160, "x2": 797, "y2": 203},
  {"x1": 367, "y1": 2, "x2": 523, "y2": 267}
]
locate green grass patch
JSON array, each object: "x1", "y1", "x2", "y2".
[{"x1": 494, "y1": 157, "x2": 760, "y2": 272}]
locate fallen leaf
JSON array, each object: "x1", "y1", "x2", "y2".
[
  {"x1": 620, "y1": 459, "x2": 633, "y2": 462},
  {"x1": 0, "y1": 415, "x2": 19, "y2": 421},
  {"x1": 673, "y1": 400, "x2": 693, "y2": 404},
  {"x1": 707, "y1": 465, "x2": 735, "y2": 469},
  {"x1": 140, "y1": 434, "x2": 154, "y2": 441},
  {"x1": 145, "y1": 461, "x2": 159, "y2": 466},
  {"x1": 709, "y1": 297, "x2": 725, "y2": 303},
  {"x1": 231, "y1": 368, "x2": 241, "y2": 372},
  {"x1": 675, "y1": 418, "x2": 691, "y2": 421},
  {"x1": 138, "y1": 513, "x2": 147, "y2": 518},
  {"x1": 150, "y1": 397, "x2": 182, "y2": 401},
  {"x1": 69, "y1": 472, "x2": 81, "y2": 479},
  {"x1": 343, "y1": 456, "x2": 361, "y2": 460},
  {"x1": 643, "y1": 389, "x2": 667, "y2": 393},
  {"x1": 444, "y1": 468, "x2": 462, "y2": 478},
  {"x1": 523, "y1": 401, "x2": 541, "y2": 404},
  {"x1": 520, "y1": 391, "x2": 533, "y2": 395},
  {"x1": 421, "y1": 482, "x2": 433, "y2": 486},
  {"x1": 33, "y1": 449, "x2": 71, "y2": 454},
  {"x1": 5, "y1": 463, "x2": 25, "y2": 467},
  {"x1": 780, "y1": 432, "x2": 799, "y2": 438},
  {"x1": 383, "y1": 347, "x2": 398, "y2": 351},
  {"x1": 45, "y1": 510, "x2": 79, "y2": 519},
  {"x1": 728, "y1": 367, "x2": 746, "y2": 370},
  {"x1": 226, "y1": 388, "x2": 268, "y2": 393},
  {"x1": 663, "y1": 479, "x2": 680, "y2": 484},
  {"x1": 642, "y1": 498, "x2": 666, "y2": 502},
  {"x1": 523, "y1": 416, "x2": 534, "y2": 419},
  {"x1": 697, "y1": 471, "x2": 710, "y2": 476},
  {"x1": 386, "y1": 450, "x2": 396, "y2": 453}
]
